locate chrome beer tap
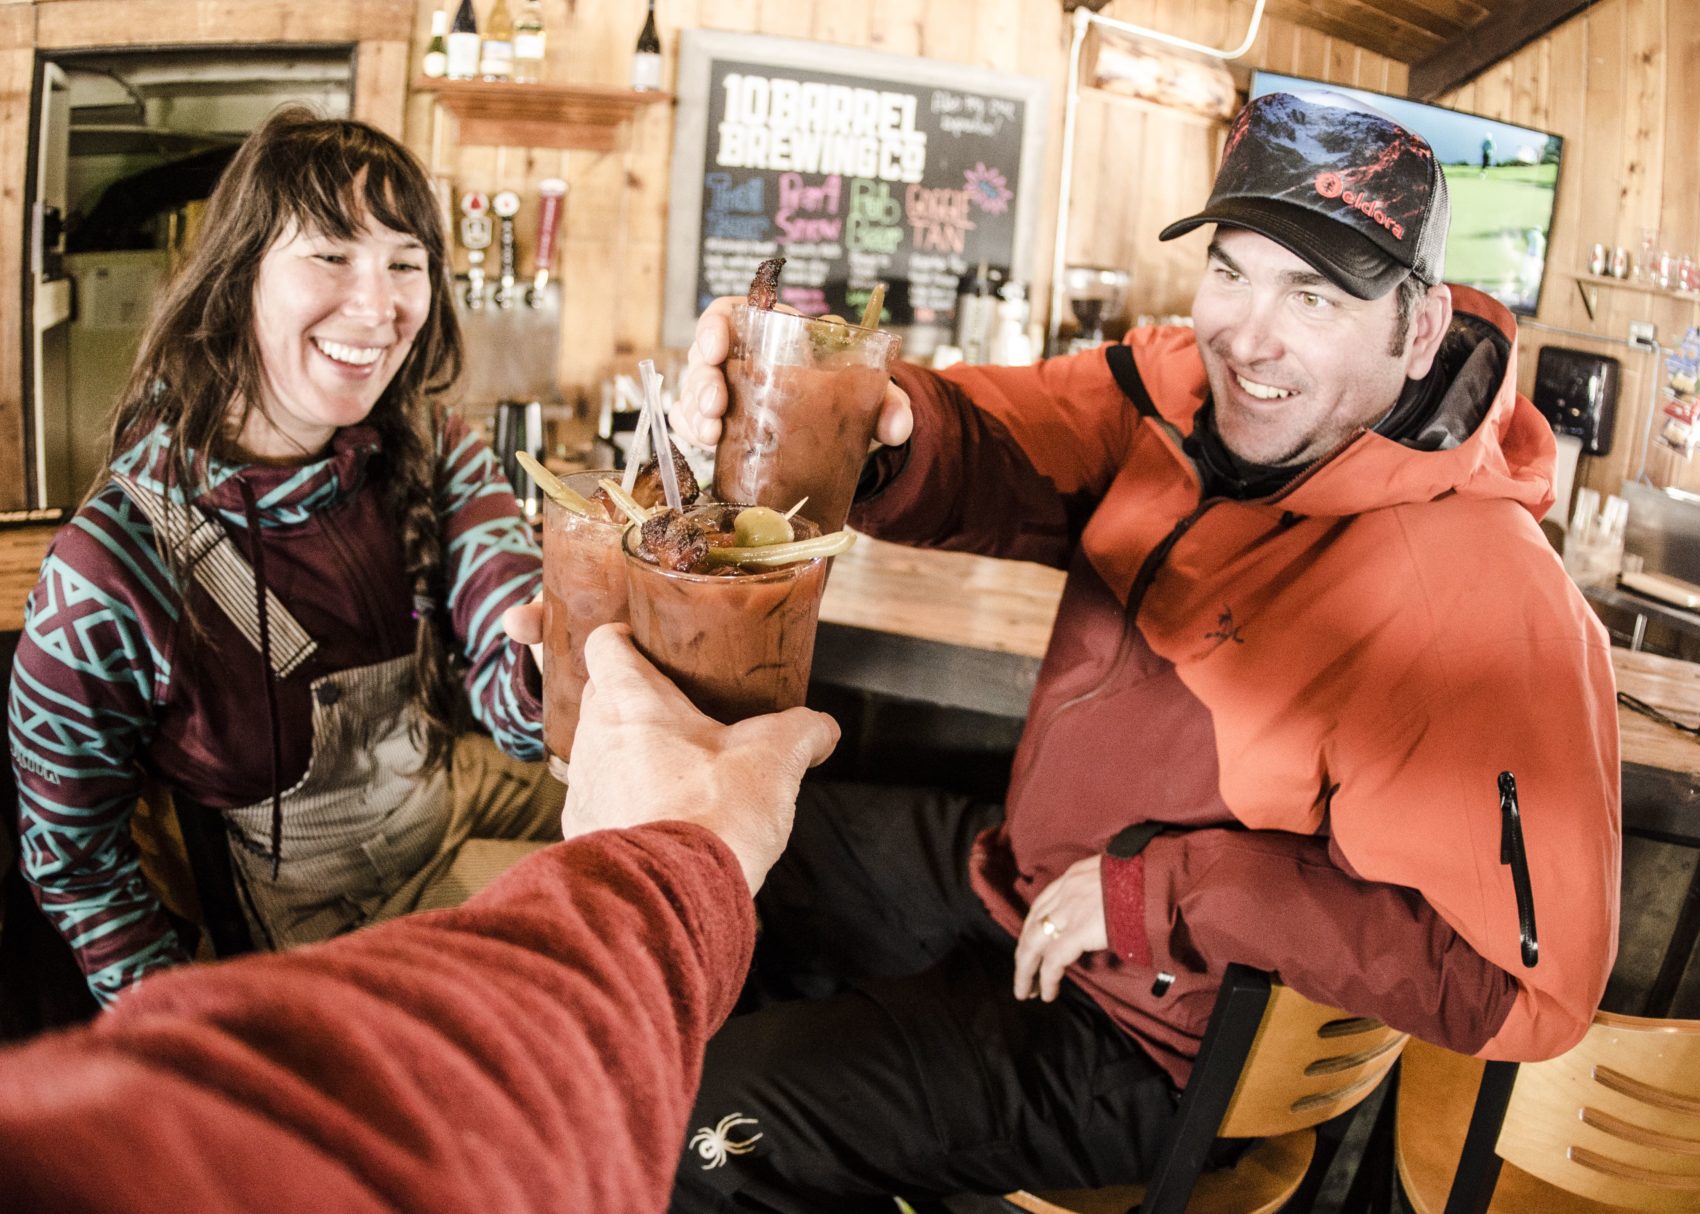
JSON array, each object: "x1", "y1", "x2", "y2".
[
  {"x1": 492, "y1": 190, "x2": 522, "y2": 310},
  {"x1": 525, "y1": 178, "x2": 568, "y2": 308},
  {"x1": 458, "y1": 190, "x2": 492, "y2": 310}
]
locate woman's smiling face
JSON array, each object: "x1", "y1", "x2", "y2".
[{"x1": 240, "y1": 214, "x2": 432, "y2": 460}]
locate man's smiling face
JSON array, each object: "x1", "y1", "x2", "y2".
[{"x1": 1191, "y1": 227, "x2": 1445, "y2": 468}]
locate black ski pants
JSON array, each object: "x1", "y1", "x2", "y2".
[{"x1": 669, "y1": 780, "x2": 1182, "y2": 1213}]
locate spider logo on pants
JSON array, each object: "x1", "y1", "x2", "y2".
[{"x1": 690, "y1": 1112, "x2": 764, "y2": 1169}]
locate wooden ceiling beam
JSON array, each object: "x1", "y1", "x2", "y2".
[
  {"x1": 1408, "y1": 0, "x2": 1594, "y2": 99},
  {"x1": 1376, "y1": 0, "x2": 1491, "y2": 37},
  {"x1": 1265, "y1": 0, "x2": 1445, "y2": 65}
]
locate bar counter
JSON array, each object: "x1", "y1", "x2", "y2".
[
  {"x1": 0, "y1": 527, "x2": 54, "y2": 637},
  {"x1": 6, "y1": 521, "x2": 1700, "y2": 778},
  {"x1": 5, "y1": 521, "x2": 1700, "y2": 782},
  {"x1": 818, "y1": 532, "x2": 1700, "y2": 781}
]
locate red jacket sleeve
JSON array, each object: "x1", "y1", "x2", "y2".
[
  {"x1": 1102, "y1": 621, "x2": 1618, "y2": 1062},
  {"x1": 850, "y1": 348, "x2": 1140, "y2": 567},
  {"x1": 1103, "y1": 830, "x2": 1522, "y2": 1053},
  {"x1": 0, "y1": 821, "x2": 755, "y2": 1214}
]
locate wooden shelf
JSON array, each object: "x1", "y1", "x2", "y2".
[
  {"x1": 414, "y1": 79, "x2": 671, "y2": 151},
  {"x1": 1576, "y1": 272, "x2": 1700, "y2": 305}
]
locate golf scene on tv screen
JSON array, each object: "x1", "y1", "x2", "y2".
[{"x1": 1250, "y1": 72, "x2": 1564, "y2": 316}]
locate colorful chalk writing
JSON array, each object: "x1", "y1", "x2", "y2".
[
  {"x1": 774, "y1": 172, "x2": 844, "y2": 245},
  {"x1": 703, "y1": 172, "x2": 769, "y2": 241},
  {"x1": 846, "y1": 179, "x2": 904, "y2": 257},
  {"x1": 905, "y1": 186, "x2": 975, "y2": 255}
]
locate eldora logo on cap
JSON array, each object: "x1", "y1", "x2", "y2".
[{"x1": 1314, "y1": 171, "x2": 1406, "y2": 241}]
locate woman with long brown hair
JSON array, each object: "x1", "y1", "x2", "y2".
[{"x1": 8, "y1": 106, "x2": 560, "y2": 1007}]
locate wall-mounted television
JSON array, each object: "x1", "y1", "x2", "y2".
[{"x1": 1249, "y1": 71, "x2": 1564, "y2": 318}]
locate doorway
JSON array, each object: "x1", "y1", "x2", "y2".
[{"x1": 25, "y1": 46, "x2": 355, "y2": 507}]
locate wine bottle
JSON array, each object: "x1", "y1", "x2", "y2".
[
  {"x1": 480, "y1": 0, "x2": 515, "y2": 82},
  {"x1": 446, "y1": 0, "x2": 480, "y2": 80},
  {"x1": 512, "y1": 0, "x2": 546, "y2": 84},
  {"x1": 422, "y1": 8, "x2": 449, "y2": 78},
  {"x1": 631, "y1": 0, "x2": 662, "y2": 92}
]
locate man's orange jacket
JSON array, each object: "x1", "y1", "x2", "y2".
[{"x1": 855, "y1": 286, "x2": 1619, "y2": 1085}]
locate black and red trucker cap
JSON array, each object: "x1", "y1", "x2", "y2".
[{"x1": 1159, "y1": 90, "x2": 1449, "y2": 300}]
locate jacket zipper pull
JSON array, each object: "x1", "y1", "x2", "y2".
[{"x1": 1498, "y1": 771, "x2": 1539, "y2": 968}]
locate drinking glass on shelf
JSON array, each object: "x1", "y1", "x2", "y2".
[{"x1": 1637, "y1": 227, "x2": 1659, "y2": 283}]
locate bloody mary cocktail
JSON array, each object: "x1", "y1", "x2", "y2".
[
  {"x1": 622, "y1": 504, "x2": 830, "y2": 724},
  {"x1": 713, "y1": 305, "x2": 900, "y2": 533}
]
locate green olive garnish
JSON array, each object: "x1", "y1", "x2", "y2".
[{"x1": 732, "y1": 505, "x2": 795, "y2": 547}]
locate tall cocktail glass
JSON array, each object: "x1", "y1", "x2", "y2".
[
  {"x1": 713, "y1": 304, "x2": 901, "y2": 533},
  {"x1": 541, "y1": 470, "x2": 628, "y2": 779},
  {"x1": 622, "y1": 504, "x2": 829, "y2": 724}
]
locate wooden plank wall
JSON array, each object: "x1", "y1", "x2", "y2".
[
  {"x1": 405, "y1": 0, "x2": 1407, "y2": 402},
  {"x1": 1436, "y1": 0, "x2": 1700, "y2": 501}
]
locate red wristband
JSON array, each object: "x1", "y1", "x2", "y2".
[{"x1": 1101, "y1": 851, "x2": 1151, "y2": 967}]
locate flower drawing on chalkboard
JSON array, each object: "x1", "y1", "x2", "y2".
[{"x1": 964, "y1": 162, "x2": 1013, "y2": 215}]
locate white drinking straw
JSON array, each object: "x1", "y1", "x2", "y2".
[
  {"x1": 640, "y1": 359, "x2": 684, "y2": 513},
  {"x1": 620, "y1": 386, "x2": 652, "y2": 495}
]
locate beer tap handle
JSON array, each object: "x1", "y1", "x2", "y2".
[
  {"x1": 492, "y1": 190, "x2": 521, "y2": 310},
  {"x1": 465, "y1": 254, "x2": 486, "y2": 310},
  {"x1": 458, "y1": 190, "x2": 493, "y2": 311},
  {"x1": 526, "y1": 177, "x2": 568, "y2": 308}
]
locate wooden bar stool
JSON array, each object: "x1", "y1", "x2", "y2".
[
  {"x1": 1006, "y1": 964, "x2": 1408, "y2": 1214},
  {"x1": 1359, "y1": 1013, "x2": 1700, "y2": 1212}
]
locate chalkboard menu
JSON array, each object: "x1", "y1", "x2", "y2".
[{"x1": 664, "y1": 31, "x2": 1049, "y2": 353}]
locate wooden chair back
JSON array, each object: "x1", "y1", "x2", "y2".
[
  {"x1": 1492, "y1": 1011, "x2": 1700, "y2": 1210},
  {"x1": 1217, "y1": 981, "x2": 1409, "y2": 1139},
  {"x1": 1009, "y1": 966, "x2": 1407, "y2": 1214}
]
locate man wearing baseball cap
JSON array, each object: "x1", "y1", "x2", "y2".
[{"x1": 670, "y1": 91, "x2": 1619, "y2": 1210}]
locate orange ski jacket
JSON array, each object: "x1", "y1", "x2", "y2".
[{"x1": 855, "y1": 287, "x2": 1619, "y2": 1085}]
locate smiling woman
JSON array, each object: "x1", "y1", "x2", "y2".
[
  {"x1": 243, "y1": 219, "x2": 434, "y2": 459},
  {"x1": 7, "y1": 108, "x2": 563, "y2": 1009}
]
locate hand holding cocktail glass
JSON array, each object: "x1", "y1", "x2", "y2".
[
  {"x1": 521, "y1": 270, "x2": 890, "y2": 762},
  {"x1": 564, "y1": 623, "x2": 840, "y2": 894},
  {"x1": 674, "y1": 296, "x2": 914, "y2": 454}
]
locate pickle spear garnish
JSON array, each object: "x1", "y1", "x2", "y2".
[
  {"x1": 595, "y1": 477, "x2": 653, "y2": 525},
  {"x1": 707, "y1": 529, "x2": 856, "y2": 568},
  {"x1": 858, "y1": 283, "x2": 886, "y2": 330},
  {"x1": 516, "y1": 450, "x2": 592, "y2": 516},
  {"x1": 747, "y1": 257, "x2": 785, "y2": 310}
]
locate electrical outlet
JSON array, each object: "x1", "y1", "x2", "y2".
[{"x1": 1629, "y1": 321, "x2": 1658, "y2": 352}]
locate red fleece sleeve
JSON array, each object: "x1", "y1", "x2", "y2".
[{"x1": 0, "y1": 822, "x2": 755, "y2": 1214}]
